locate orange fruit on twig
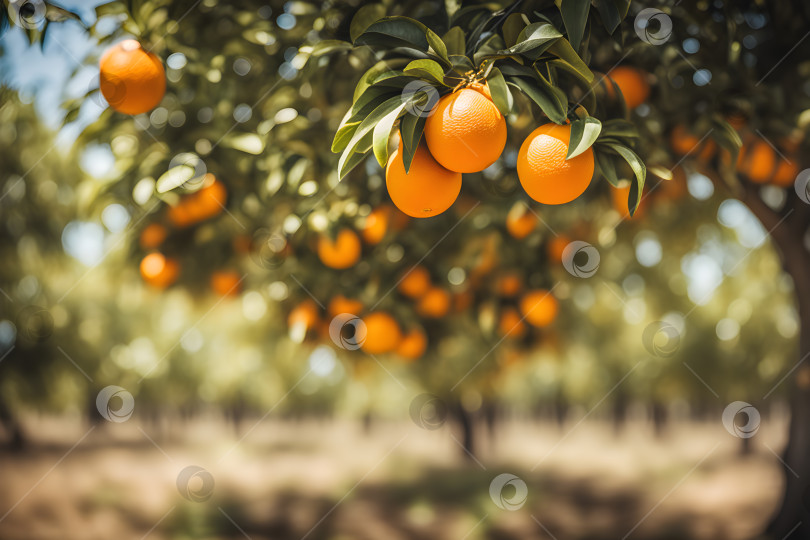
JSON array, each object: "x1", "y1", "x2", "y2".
[
  {"x1": 360, "y1": 312, "x2": 402, "y2": 354},
  {"x1": 669, "y1": 125, "x2": 716, "y2": 161},
  {"x1": 424, "y1": 86, "x2": 507, "y2": 173},
  {"x1": 327, "y1": 295, "x2": 363, "y2": 317},
  {"x1": 416, "y1": 287, "x2": 451, "y2": 318},
  {"x1": 317, "y1": 229, "x2": 361, "y2": 269},
  {"x1": 398, "y1": 266, "x2": 431, "y2": 299},
  {"x1": 736, "y1": 136, "x2": 776, "y2": 184},
  {"x1": 168, "y1": 176, "x2": 227, "y2": 228},
  {"x1": 498, "y1": 308, "x2": 526, "y2": 339},
  {"x1": 396, "y1": 328, "x2": 427, "y2": 360},
  {"x1": 361, "y1": 206, "x2": 391, "y2": 244},
  {"x1": 517, "y1": 123, "x2": 594, "y2": 205},
  {"x1": 100, "y1": 39, "x2": 165, "y2": 115},
  {"x1": 386, "y1": 140, "x2": 461, "y2": 218},
  {"x1": 139, "y1": 223, "x2": 167, "y2": 249},
  {"x1": 506, "y1": 202, "x2": 538, "y2": 239},
  {"x1": 519, "y1": 290, "x2": 558, "y2": 327},
  {"x1": 210, "y1": 270, "x2": 242, "y2": 297}
]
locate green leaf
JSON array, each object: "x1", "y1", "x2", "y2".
[
  {"x1": 332, "y1": 119, "x2": 360, "y2": 153},
  {"x1": 404, "y1": 59, "x2": 447, "y2": 86},
  {"x1": 502, "y1": 12, "x2": 528, "y2": 47},
  {"x1": 222, "y1": 133, "x2": 265, "y2": 154},
  {"x1": 711, "y1": 117, "x2": 742, "y2": 165},
  {"x1": 508, "y1": 77, "x2": 566, "y2": 124},
  {"x1": 426, "y1": 28, "x2": 450, "y2": 64},
  {"x1": 603, "y1": 143, "x2": 646, "y2": 215},
  {"x1": 354, "y1": 16, "x2": 430, "y2": 51},
  {"x1": 599, "y1": 119, "x2": 640, "y2": 140},
  {"x1": 350, "y1": 4, "x2": 385, "y2": 42},
  {"x1": 373, "y1": 101, "x2": 409, "y2": 167},
  {"x1": 94, "y1": 1, "x2": 127, "y2": 19},
  {"x1": 442, "y1": 26, "x2": 465, "y2": 56},
  {"x1": 567, "y1": 116, "x2": 602, "y2": 159},
  {"x1": 353, "y1": 61, "x2": 396, "y2": 102},
  {"x1": 487, "y1": 67, "x2": 512, "y2": 117},
  {"x1": 595, "y1": 150, "x2": 621, "y2": 187},
  {"x1": 306, "y1": 40, "x2": 352, "y2": 57},
  {"x1": 338, "y1": 96, "x2": 406, "y2": 179},
  {"x1": 449, "y1": 55, "x2": 475, "y2": 72},
  {"x1": 400, "y1": 113, "x2": 427, "y2": 173},
  {"x1": 558, "y1": 0, "x2": 590, "y2": 51},
  {"x1": 593, "y1": 0, "x2": 622, "y2": 34},
  {"x1": 548, "y1": 40, "x2": 593, "y2": 83},
  {"x1": 501, "y1": 22, "x2": 561, "y2": 55},
  {"x1": 339, "y1": 141, "x2": 372, "y2": 179},
  {"x1": 156, "y1": 165, "x2": 195, "y2": 193}
]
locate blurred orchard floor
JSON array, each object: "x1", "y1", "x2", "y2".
[{"x1": 0, "y1": 415, "x2": 786, "y2": 540}]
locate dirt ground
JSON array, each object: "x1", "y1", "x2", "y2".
[{"x1": 0, "y1": 415, "x2": 786, "y2": 539}]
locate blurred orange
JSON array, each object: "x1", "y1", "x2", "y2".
[
  {"x1": 736, "y1": 137, "x2": 776, "y2": 183},
  {"x1": 398, "y1": 266, "x2": 431, "y2": 298},
  {"x1": 396, "y1": 328, "x2": 427, "y2": 360},
  {"x1": 611, "y1": 183, "x2": 645, "y2": 219},
  {"x1": 547, "y1": 235, "x2": 570, "y2": 263},
  {"x1": 520, "y1": 290, "x2": 558, "y2": 328},
  {"x1": 506, "y1": 204, "x2": 537, "y2": 239},
  {"x1": 498, "y1": 307, "x2": 527, "y2": 339},
  {"x1": 360, "y1": 312, "x2": 402, "y2": 354},
  {"x1": 607, "y1": 66, "x2": 649, "y2": 109},
  {"x1": 496, "y1": 273, "x2": 522, "y2": 297},
  {"x1": 417, "y1": 288, "x2": 451, "y2": 318},
  {"x1": 139, "y1": 223, "x2": 167, "y2": 250},
  {"x1": 327, "y1": 295, "x2": 363, "y2": 317},
  {"x1": 669, "y1": 125, "x2": 716, "y2": 161},
  {"x1": 139, "y1": 252, "x2": 179, "y2": 288},
  {"x1": 210, "y1": 270, "x2": 242, "y2": 297},
  {"x1": 317, "y1": 229, "x2": 361, "y2": 269},
  {"x1": 288, "y1": 300, "x2": 320, "y2": 333},
  {"x1": 168, "y1": 176, "x2": 228, "y2": 227},
  {"x1": 361, "y1": 206, "x2": 390, "y2": 245}
]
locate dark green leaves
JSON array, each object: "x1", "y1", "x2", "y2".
[
  {"x1": 558, "y1": 0, "x2": 590, "y2": 51},
  {"x1": 400, "y1": 113, "x2": 427, "y2": 172},
  {"x1": 600, "y1": 143, "x2": 646, "y2": 215},
  {"x1": 354, "y1": 16, "x2": 430, "y2": 51},
  {"x1": 404, "y1": 59, "x2": 448, "y2": 86},
  {"x1": 350, "y1": 4, "x2": 386, "y2": 42},
  {"x1": 508, "y1": 77, "x2": 567, "y2": 124},
  {"x1": 487, "y1": 67, "x2": 512, "y2": 117}
]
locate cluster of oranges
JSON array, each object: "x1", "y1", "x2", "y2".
[
  {"x1": 287, "y1": 297, "x2": 428, "y2": 361},
  {"x1": 386, "y1": 79, "x2": 598, "y2": 218}
]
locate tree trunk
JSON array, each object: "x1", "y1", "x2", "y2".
[{"x1": 453, "y1": 403, "x2": 476, "y2": 461}]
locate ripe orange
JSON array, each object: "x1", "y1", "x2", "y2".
[
  {"x1": 398, "y1": 265, "x2": 431, "y2": 298},
  {"x1": 519, "y1": 290, "x2": 558, "y2": 327},
  {"x1": 424, "y1": 87, "x2": 507, "y2": 173},
  {"x1": 416, "y1": 287, "x2": 451, "y2": 318},
  {"x1": 360, "y1": 312, "x2": 402, "y2": 354},
  {"x1": 327, "y1": 295, "x2": 363, "y2": 317},
  {"x1": 506, "y1": 203, "x2": 538, "y2": 239},
  {"x1": 288, "y1": 300, "x2": 320, "y2": 333},
  {"x1": 139, "y1": 223, "x2": 167, "y2": 249},
  {"x1": 139, "y1": 252, "x2": 179, "y2": 288},
  {"x1": 736, "y1": 137, "x2": 776, "y2": 183},
  {"x1": 386, "y1": 140, "x2": 461, "y2": 218},
  {"x1": 496, "y1": 273, "x2": 522, "y2": 297},
  {"x1": 498, "y1": 308, "x2": 527, "y2": 339},
  {"x1": 396, "y1": 328, "x2": 427, "y2": 360},
  {"x1": 669, "y1": 125, "x2": 716, "y2": 161},
  {"x1": 99, "y1": 39, "x2": 165, "y2": 115},
  {"x1": 517, "y1": 123, "x2": 594, "y2": 205},
  {"x1": 607, "y1": 67, "x2": 649, "y2": 109},
  {"x1": 210, "y1": 270, "x2": 242, "y2": 297},
  {"x1": 361, "y1": 206, "x2": 390, "y2": 244},
  {"x1": 168, "y1": 176, "x2": 227, "y2": 228},
  {"x1": 317, "y1": 228, "x2": 361, "y2": 269}
]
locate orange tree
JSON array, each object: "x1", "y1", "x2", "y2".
[{"x1": 5, "y1": 0, "x2": 810, "y2": 536}]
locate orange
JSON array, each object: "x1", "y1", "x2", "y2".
[
  {"x1": 453, "y1": 289, "x2": 474, "y2": 312},
  {"x1": 386, "y1": 140, "x2": 461, "y2": 218},
  {"x1": 361, "y1": 206, "x2": 390, "y2": 244},
  {"x1": 288, "y1": 300, "x2": 320, "y2": 333},
  {"x1": 496, "y1": 273, "x2": 522, "y2": 297},
  {"x1": 424, "y1": 87, "x2": 507, "y2": 173},
  {"x1": 547, "y1": 235, "x2": 570, "y2": 263},
  {"x1": 168, "y1": 176, "x2": 227, "y2": 227},
  {"x1": 736, "y1": 137, "x2": 776, "y2": 183},
  {"x1": 327, "y1": 295, "x2": 363, "y2": 317},
  {"x1": 519, "y1": 290, "x2": 558, "y2": 327},
  {"x1": 517, "y1": 123, "x2": 594, "y2": 205},
  {"x1": 396, "y1": 328, "x2": 427, "y2": 360},
  {"x1": 210, "y1": 270, "x2": 242, "y2": 297},
  {"x1": 669, "y1": 125, "x2": 716, "y2": 161},
  {"x1": 398, "y1": 266, "x2": 431, "y2": 298},
  {"x1": 416, "y1": 287, "x2": 451, "y2": 318},
  {"x1": 139, "y1": 252, "x2": 179, "y2": 288},
  {"x1": 772, "y1": 158, "x2": 799, "y2": 187},
  {"x1": 360, "y1": 312, "x2": 402, "y2": 354},
  {"x1": 139, "y1": 223, "x2": 167, "y2": 249},
  {"x1": 317, "y1": 228, "x2": 361, "y2": 269},
  {"x1": 506, "y1": 203, "x2": 537, "y2": 239},
  {"x1": 99, "y1": 39, "x2": 165, "y2": 115},
  {"x1": 607, "y1": 67, "x2": 649, "y2": 109},
  {"x1": 498, "y1": 308, "x2": 526, "y2": 339}
]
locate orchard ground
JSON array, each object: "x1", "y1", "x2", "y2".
[{"x1": 0, "y1": 414, "x2": 785, "y2": 540}]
